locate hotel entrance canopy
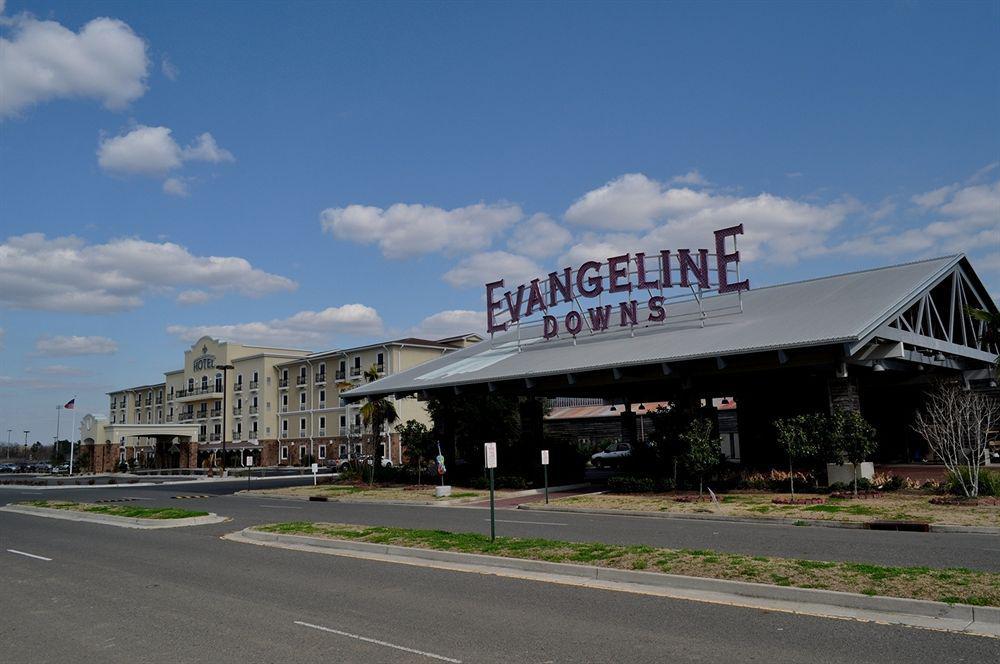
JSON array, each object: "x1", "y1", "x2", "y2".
[{"x1": 346, "y1": 255, "x2": 998, "y2": 402}]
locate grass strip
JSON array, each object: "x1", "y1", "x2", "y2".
[
  {"x1": 24, "y1": 500, "x2": 208, "y2": 520},
  {"x1": 254, "y1": 521, "x2": 1000, "y2": 607}
]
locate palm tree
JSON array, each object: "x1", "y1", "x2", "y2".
[
  {"x1": 360, "y1": 364, "x2": 398, "y2": 486},
  {"x1": 966, "y1": 307, "x2": 1000, "y2": 378}
]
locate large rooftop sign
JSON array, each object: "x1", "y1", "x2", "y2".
[{"x1": 485, "y1": 224, "x2": 750, "y2": 341}]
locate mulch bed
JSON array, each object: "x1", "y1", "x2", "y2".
[
  {"x1": 771, "y1": 496, "x2": 826, "y2": 505},
  {"x1": 830, "y1": 491, "x2": 883, "y2": 500},
  {"x1": 929, "y1": 496, "x2": 1000, "y2": 507}
]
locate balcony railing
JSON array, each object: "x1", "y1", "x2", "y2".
[
  {"x1": 376, "y1": 364, "x2": 385, "y2": 374},
  {"x1": 298, "y1": 430, "x2": 307, "y2": 438},
  {"x1": 210, "y1": 433, "x2": 221, "y2": 442},
  {"x1": 165, "y1": 415, "x2": 174, "y2": 422},
  {"x1": 335, "y1": 370, "x2": 346, "y2": 380},
  {"x1": 232, "y1": 407, "x2": 242, "y2": 416},
  {"x1": 349, "y1": 368, "x2": 361, "y2": 378},
  {"x1": 339, "y1": 427, "x2": 350, "y2": 436},
  {"x1": 317, "y1": 429, "x2": 326, "y2": 436},
  {"x1": 179, "y1": 412, "x2": 195, "y2": 422},
  {"x1": 209, "y1": 408, "x2": 222, "y2": 418},
  {"x1": 176, "y1": 385, "x2": 222, "y2": 398},
  {"x1": 249, "y1": 406, "x2": 259, "y2": 415},
  {"x1": 296, "y1": 375, "x2": 307, "y2": 386},
  {"x1": 234, "y1": 383, "x2": 243, "y2": 392},
  {"x1": 278, "y1": 378, "x2": 289, "y2": 388},
  {"x1": 315, "y1": 373, "x2": 326, "y2": 383},
  {"x1": 249, "y1": 381, "x2": 259, "y2": 390},
  {"x1": 280, "y1": 431, "x2": 289, "y2": 439},
  {"x1": 317, "y1": 402, "x2": 326, "y2": 409},
  {"x1": 280, "y1": 405, "x2": 288, "y2": 413},
  {"x1": 156, "y1": 397, "x2": 163, "y2": 405}
]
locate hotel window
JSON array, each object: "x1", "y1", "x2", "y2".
[
  {"x1": 236, "y1": 397, "x2": 242, "y2": 410},
  {"x1": 318, "y1": 445, "x2": 326, "y2": 459},
  {"x1": 214, "y1": 423, "x2": 221, "y2": 436},
  {"x1": 252, "y1": 371, "x2": 258, "y2": 383},
  {"x1": 251, "y1": 421, "x2": 258, "y2": 435},
  {"x1": 156, "y1": 409, "x2": 162, "y2": 421},
  {"x1": 201, "y1": 376, "x2": 208, "y2": 390},
  {"x1": 354, "y1": 413, "x2": 361, "y2": 426},
  {"x1": 236, "y1": 373, "x2": 242, "y2": 385},
  {"x1": 282, "y1": 369, "x2": 288, "y2": 381},
  {"x1": 281, "y1": 394, "x2": 288, "y2": 410},
  {"x1": 318, "y1": 362, "x2": 326, "y2": 375},
  {"x1": 319, "y1": 416, "x2": 326, "y2": 430},
  {"x1": 110, "y1": 414, "x2": 116, "y2": 423},
  {"x1": 236, "y1": 422, "x2": 242, "y2": 436},
  {"x1": 169, "y1": 407, "x2": 173, "y2": 417},
  {"x1": 280, "y1": 446, "x2": 288, "y2": 461},
  {"x1": 298, "y1": 445, "x2": 306, "y2": 459},
  {"x1": 319, "y1": 390, "x2": 325, "y2": 405},
  {"x1": 281, "y1": 419, "x2": 288, "y2": 433},
  {"x1": 215, "y1": 373, "x2": 222, "y2": 392},
  {"x1": 253, "y1": 396, "x2": 259, "y2": 408},
  {"x1": 339, "y1": 444, "x2": 347, "y2": 457},
  {"x1": 377, "y1": 352, "x2": 384, "y2": 368},
  {"x1": 299, "y1": 417, "x2": 306, "y2": 431},
  {"x1": 299, "y1": 392, "x2": 306, "y2": 408},
  {"x1": 199, "y1": 424, "x2": 206, "y2": 439},
  {"x1": 340, "y1": 415, "x2": 346, "y2": 428},
  {"x1": 299, "y1": 366, "x2": 306, "y2": 378},
  {"x1": 188, "y1": 378, "x2": 194, "y2": 390},
  {"x1": 353, "y1": 356, "x2": 361, "y2": 371},
  {"x1": 135, "y1": 409, "x2": 140, "y2": 422}
]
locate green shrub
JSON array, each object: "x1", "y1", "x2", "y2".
[
  {"x1": 947, "y1": 468, "x2": 1000, "y2": 497},
  {"x1": 469, "y1": 475, "x2": 530, "y2": 490},
  {"x1": 607, "y1": 474, "x2": 675, "y2": 493}
]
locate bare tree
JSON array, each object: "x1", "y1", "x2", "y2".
[{"x1": 913, "y1": 381, "x2": 999, "y2": 497}]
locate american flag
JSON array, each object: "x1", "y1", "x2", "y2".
[{"x1": 64, "y1": 398, "x2": 75, "y2": 409}]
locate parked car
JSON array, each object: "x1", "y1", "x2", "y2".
[
  {"x1": 590, "y1": 443, "x2": 631, "y2": 468},
  {"x1": 33, "y1": 463, "x2": 52, "y2": 473},
  {"x1": 51, "y1": 463, "x2": 71, "y2": 474},
  {"x1": 0, "y1": 463, "x2": 16, "y2": 473}
]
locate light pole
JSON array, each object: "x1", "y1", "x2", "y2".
[
  {"x1": 6, "y1": 429, "x2": 11, "y2": 459},
  {"x1": 23, "y1": 430, "x2": 30, "y2": 459},
  {"x1": 217, "y1": 364, "x2": 234, "y2": 473}
]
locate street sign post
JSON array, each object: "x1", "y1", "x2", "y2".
[
  {"x1": 484, "y1": 442, "x2": 497, "y2": 541},
  {"x1": 541, "y1": 449, "x2": 550, "y2": 504},
  {"x1": 312, "y1": 462, "x2": 319, "y2": 486},
  {"x1": 245, "y1": 456, "x2": 253, "y2": 492}
]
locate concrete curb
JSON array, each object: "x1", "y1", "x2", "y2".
[
  {"x1": 517, "y1": 504, "x2": 1000, "y2": 535},
  {"x1": 1, "y1": 504, "x2": 228, "y2": 529},
  {"x1": 232, "y1": 484, "x2": 590, "y2": 507},
  {"x1": 230, "y1": 528, "x2": 999, "y2": 638}
]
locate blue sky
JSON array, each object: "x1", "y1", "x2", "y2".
[{"x1": 1, "y1": 0, "x2": 998, "y2": 444}]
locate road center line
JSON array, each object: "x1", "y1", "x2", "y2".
[
  {"x1": 257, "y1": 505, "x2": 303, "y2": 509},
  {"x1": 7, "y1": 549, "x2": 52, "y2": 561},
  {"x1": 487, "y1": 518, "x2": 567, "y2": 526},
  {"x1": 294, "y1": 620, "x2": 461, "y2": 663}
]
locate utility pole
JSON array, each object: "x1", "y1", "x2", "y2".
[
  {"x1": 23, "y1": 430, "x2": 30, "y2": 459},
  {"x1": 6, "y1": 429, "x2": 11, "y2": 459}
]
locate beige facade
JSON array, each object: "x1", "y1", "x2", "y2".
[{"x1": 85, "y1": 333, "x2": 479, "y2": 470}]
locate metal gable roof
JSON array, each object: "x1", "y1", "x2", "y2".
[{"x1": 348, "y1": 255, "x2": 971, "y2": 399}]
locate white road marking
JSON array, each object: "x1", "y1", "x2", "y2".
[
  {"x1": 487, "y1": 518, "x2": 567, "y2": 526},
  {"x1": 7, "y1": 549, "x2": 52, "y2": 561},
  {"x1": 294, "y1": 620, "x2": 461, "y2": 662},
  {"x1": 257, "y1": 505, "x2": 303, "y2": 509}
]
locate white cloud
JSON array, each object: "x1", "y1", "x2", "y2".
[
  {"x1": 557, "y1": 232, "x2": 642, "y2": 268},
  {"x1": 0, "y1": 234, "x2": 297, "y2": 313},
  {"x1": 176, "y1": 289, "x2": 214, "y2": 305},
  {"x1": 0, "y1": 15, "x2": 148, "y2": 118},
  {"x1": 409, "y1": 310, "x2": 483, "y2": 339},
  {"x1": 167, "y1": 304, "x2": 383, "y2": 347},
  {"x1": 506, "y1": 213, "x2": 572, "y2": 259},
  {"x1": 163, "y1": 177, "x2": 190, "y2": 197},
  {"x1": 563, "y1": 173, "x2": 853, "y2": 263},
  {"x1": 837, "y1": 180, "x2": 1000, "y2": 260},
  {"x1": 98, "y1": 125, "x2": 234, "y2": 177},
  {"x1": 35, "y1": 335, "x2": 118, "y2": 356},
  {"x1": 161, "y1": 55, "x2": 179, "y2": 81},
  {"x1": 320, "y1": 202, "x2": 522, "y2": 259},
  {"x1": 669, "y1": 170, "x2": 710, "y2": 186},
  {"x1": 181, "y1": 132, "x2": 234, "y2": 163},
  {"x1": 442, "y1": 251, "x2": 542, "y2": 289}
]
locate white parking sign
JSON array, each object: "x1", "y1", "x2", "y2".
[
  {"x1": 484, "y1": 442, "x2": 497, "y2": 469},
  {"x1": 541, "y1": 450, "x2": 549, "y2": 465}
]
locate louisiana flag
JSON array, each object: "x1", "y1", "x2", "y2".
[{"x1": 64, "y1": 398, "x2": 75, "y2": 410}]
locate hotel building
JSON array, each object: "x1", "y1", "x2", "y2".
[{"x1": 79, "y1": 333, "x2": 479, "y2": 473}]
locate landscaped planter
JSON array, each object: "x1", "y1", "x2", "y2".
[{"x1": 826, "y1": 462, "x2": 874, "y2": 485}]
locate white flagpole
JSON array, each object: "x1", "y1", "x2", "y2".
[{"x1": 69, "y1": 397, "x2": 77, "y2": 476}]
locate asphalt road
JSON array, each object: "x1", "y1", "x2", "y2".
[
  {"x1": 2, "y1": 508, "x2": 997, "y2": 664},
  {"x1": 3, "y1": 478, "x2": 999, "y2": 571}
]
